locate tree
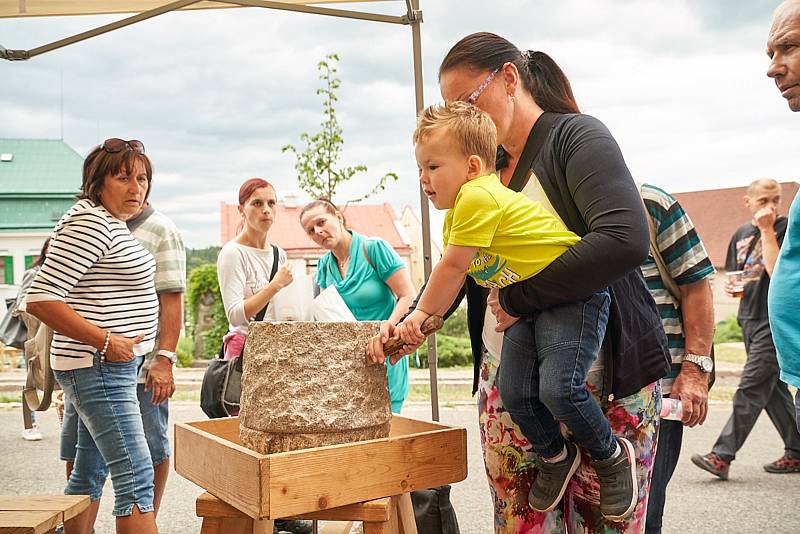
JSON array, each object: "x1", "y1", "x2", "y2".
[{"x1": 282, "y1": 53, "x2": 398, "y2": 202}]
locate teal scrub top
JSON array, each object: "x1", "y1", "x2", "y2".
[
  {"x1": 770, "y1": 194, "x2": 800, "y2": 388},
  {"x1": 316, "y1": 231, "x2": 409, "y2": 411}
]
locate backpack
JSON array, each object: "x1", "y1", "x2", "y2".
[
  {"x1": 200, "y1": 245, "x2": 279, "y2": 418},
  {"x1": 19, "y1": 310, "x2": 58, "y2": 411}
]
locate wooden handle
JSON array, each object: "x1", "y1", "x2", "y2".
[{"x1": 382, "y1": 315, "x2": 444, "y2": 358}]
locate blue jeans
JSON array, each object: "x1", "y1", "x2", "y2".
[
  {"x1": 61, "y1": 383, "x2": 171, "y2": 467},
  {"x1": 497, "y1": 290, "x2": 615, "y2": 460},
  {"x1": 645, "y1": 417, "x2": 682, "y2": 534},
  {"x1": 54, "y1": 354, "x2": 155, "y2": 517}
]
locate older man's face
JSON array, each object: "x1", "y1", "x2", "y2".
[{"x1": 767, "y1": 4, "x2": 800, "y2": 111}]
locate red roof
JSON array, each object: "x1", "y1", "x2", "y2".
[
  {"x1": 673, "y1": 182, "x2": 799, "y2": 267},
  {"x1": 220, "y1": 202, "x2": 411, "y2": 255}
]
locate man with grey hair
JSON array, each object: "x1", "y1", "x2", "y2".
[
  {"x1": 767, "y1": 0, "x2": 800, "y2": 434},
  {"x1": 692, "y1": 178, "x2": 800, "y2": 479}
]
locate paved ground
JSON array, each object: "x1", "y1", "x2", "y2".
[{"x1": 2, "y1": 400, "x2": 800, "y2": 533}]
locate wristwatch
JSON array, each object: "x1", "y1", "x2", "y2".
[
  {"x1": 156, "y1": 349, "x2": 178, "y2": 364},
  {"x1": 683, "y1": 353, "x2": 713, "y2": 373}
]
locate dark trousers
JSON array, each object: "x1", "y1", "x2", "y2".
[
  {"x1": 645, "y1": 418, "x2": 683, "y2": 534},
  {"x1": 712, "y1": 318, "x2": 800, "y2": 461}
]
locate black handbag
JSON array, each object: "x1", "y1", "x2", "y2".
[
  {"x1": 200, "y1": 246, "x2": 278, "y2": 418},
  {"x1": 1, "y1": 297, "x2": 27, "y2": 350},
  {"x1": 411, "y1": 485, "x2": 460, "y2": 534}
]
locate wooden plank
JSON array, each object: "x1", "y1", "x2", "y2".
[
  {"x1": 0, "y1": 495, "x2": 90, "y2": 521},
  {"x1": 174, "y1": 422, "x2": 266, "y2": 518},
  {"x1": 197, "y1": 492, "x2": 391, "y2": 522},
  {"x1": 267, "y1": 426, "x2": 467, "y2": 517},
  {"x1": 395, "y1": 494, "x2": 417, "y2": 534},
  {"x1": 0, "y1": 510, "x2": 61, "y2": 533},
  {"x1": 388, "y1": 415, "x2": 454, "y2": 437}
]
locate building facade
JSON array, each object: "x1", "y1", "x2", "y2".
[{"x1": 0, "y1": 139, "x2": 82, "y2": 298}]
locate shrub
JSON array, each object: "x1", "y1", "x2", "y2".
[
  {"x1": 714, "y1": 315, "x2": 743, "y2": 343},
  {"x1": 186, "y1": 263, "x2": 228, "y2": 359},
  {"x1": 439, "y1": 303, "x2": 468, "y2": 339},
  {"x1": 414, "y1": 334, "x2": 472, "y2": 368},
  {"x1": 176, "y1": 336, "x2": 195, "y2": 368}
]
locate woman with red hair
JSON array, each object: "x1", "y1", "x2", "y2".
[{"x1": 217, "y1": 178, "x2": 294, "y2": 359}]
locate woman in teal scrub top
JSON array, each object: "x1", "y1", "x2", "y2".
[{"x1": 300, "y1": 199, "x2": 416, "y2": 412}]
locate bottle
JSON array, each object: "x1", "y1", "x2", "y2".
[{"x1": 660, "y1": 397, "x2": 683, "y2": 421}]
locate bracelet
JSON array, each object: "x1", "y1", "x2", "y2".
[{"x1": 99, "y1": 331, "x2": 111, "y2": 362}]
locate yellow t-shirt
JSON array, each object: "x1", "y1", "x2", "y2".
[{"x1": 443, "y1": 174, "x2": 581, "y2": 289}]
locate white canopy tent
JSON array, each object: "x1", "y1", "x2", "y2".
[{"x1": 1, "y1": 0, "x2": 444, "y2": 420}]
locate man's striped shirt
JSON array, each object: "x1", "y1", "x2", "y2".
[
  {"x1": 640, "y1": 184, "x2": 715, "y2": 395},
  {"x1": 26, "y1": 199, "x2": 158, "y2": 371}
]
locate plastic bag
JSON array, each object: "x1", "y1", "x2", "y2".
[
  {"x1": 270, "y1": 272, "x2": 314, "y2": 321},
  {"x1": 311, "y1": 285, "x2": 356, "y2": 322}
]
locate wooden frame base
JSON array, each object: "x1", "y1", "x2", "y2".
[{"x1": 196, "y1": 492, "x2": 417, "y2": 534}]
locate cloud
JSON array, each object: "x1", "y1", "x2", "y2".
[{"x1": 1, "y1": 0, "x2": 796, "y2": 248}]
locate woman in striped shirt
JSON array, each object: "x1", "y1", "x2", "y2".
[{"x1": 26, "y1": 139, "x2": 159, "y2": 534}]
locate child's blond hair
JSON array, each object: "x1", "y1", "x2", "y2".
[{"x1": 413, "y1": 101, "x2": 497, "y2": 170}]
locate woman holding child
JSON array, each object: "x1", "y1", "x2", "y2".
[
  {"x1": 369, "y1": 33, "x2": 670, "y2": 533},
  {"x1": 300, "y1": 199, "x2": 416, "y2": 413}
]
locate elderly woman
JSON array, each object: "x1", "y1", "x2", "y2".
[
  {"x1": 300, "y1": 198, "x2": 416, "y2": 413},
  {"x1": 26, "y1": 139, "x2": 159, "y2": 534}
]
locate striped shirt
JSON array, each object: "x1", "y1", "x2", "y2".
[
  {"x1": 127, "y1": 204, "x2": 186, "y2": 382},
  {"x1": 26, "y1": 199, "x2": 158, "y2": 371},
  {"x1": 640, "y1": 184, "x2": 715, "y2": 395}
]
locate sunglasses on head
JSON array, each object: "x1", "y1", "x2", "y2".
[{"x1": 101, "y1": 138, "x2": 145, "y2": 155}]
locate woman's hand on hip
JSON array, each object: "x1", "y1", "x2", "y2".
[
  {"x1": 271, "y1": 263, "x2": 294, "y2": 290},
  {"x1": 488, "y1": 288, "x2": 519, "y2": 332},
  {"x1": 105, "y1": 332, "x2": 144, "y2": 362}
]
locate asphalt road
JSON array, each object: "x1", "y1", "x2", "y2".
[{"x1": 2, "y1": 402, "x2": 799, "y2": 533}]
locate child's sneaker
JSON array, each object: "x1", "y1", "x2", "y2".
[
  {"x1": 528, "y1": 440, "x2": 580, "y2": 513},
  {"x1": 690, "y1": 452, "x2": 730, "y2": 480},
  {"x1": 593, "y1": 437, "x2": 638, "y2": 521}
]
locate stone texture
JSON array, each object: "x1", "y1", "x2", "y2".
[{"x1": 239, "y1": 321, "x2": 392, "y2": 454}]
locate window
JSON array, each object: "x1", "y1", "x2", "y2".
[
  {"x1": 2, "y1": 256, "x2": 13, "y2": 285},
  {"x1": 24, "y1": 255, "x2": 36, "y2": 270}
]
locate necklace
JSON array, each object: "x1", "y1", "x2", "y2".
[{"x1": 337, "y1": 256, "x2": 349, "y2": 270}]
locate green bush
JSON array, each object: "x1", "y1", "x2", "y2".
[
  {"x1": 176, "y1": 336, "x2": 195, "y2": 368},
  {"x1": 439, "y1": 303, "x2": 468, "y2": 339},
  {"x1": 186, "y1": 263, "x2": 228, "y2": 359},
  {"x1": 414, "y1": 334, "x2": 472, "y2": 368},
  {"x1": 714, "y1": 315, "x2": 743, "y2": 343}
]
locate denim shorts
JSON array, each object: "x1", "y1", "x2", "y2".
[
  {"x1": 61, "y1": 383, "x2": 171, "y2": 467},
  {"x1": 54, "y1": 354, "x2": 155, "y2": 517}
]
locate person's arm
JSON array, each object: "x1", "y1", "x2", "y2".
[
  {"x1": 755, "y1": 207, "x2": 780, "y2": 276},
  {"x1": 383, "y1": 268, "x2": 416, "y2": 326},
  {"x1": 499, "y1": 116, "x2": 649, "y2": 315},
  {"x1": 671, "y1": 279, "x2": 714, "y2": 427},
  {"x1": 146, "y1": 291, "x2": 182, "y2": 404},
  {"x1": 396, "y1": 244, "x2": 475, "y2": 346}
]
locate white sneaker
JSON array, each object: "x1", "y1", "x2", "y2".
[{"x1": 22, "y1": 425, "x2": 43, "y2": 441}]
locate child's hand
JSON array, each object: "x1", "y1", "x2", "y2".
[
  {"x1": 365, "y1": 321, "x2": 396, "y2": 364},
  {"x1": 396, "y1": 310, "x2": 429, "y2": 346}
]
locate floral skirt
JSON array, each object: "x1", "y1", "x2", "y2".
[{"x1": 478, "y1": 349, "x2": 660, "y2": 533}]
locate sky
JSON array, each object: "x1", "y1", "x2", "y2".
[{"x1": 1, "y1": 0, "x2": 798, "y2": 248}]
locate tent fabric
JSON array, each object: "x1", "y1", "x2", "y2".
[{"x1": 0, "y1": 0, "x2": 382, "y2": 19}]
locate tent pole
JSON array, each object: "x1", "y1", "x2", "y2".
[{"x1": 406, "y1": 0, "x2": 438, "y2": 422}]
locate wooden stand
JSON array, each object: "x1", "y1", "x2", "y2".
[
  {"x1": 0, "y1": 495, "x2": 90, "y2": 534},
  {"x1": 175, "y1": 415, "x2": 467, "y2": 521},
  {"x1": 196, "y1": 491, "x2": 417, "y2": 534}
]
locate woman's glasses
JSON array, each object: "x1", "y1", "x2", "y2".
[
  {"x1": 466, "y1": 66, "x2": 502, "y2": 105},
  {"x1": 101, "y1": 138, "x2": 145, "y2": 154}
]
